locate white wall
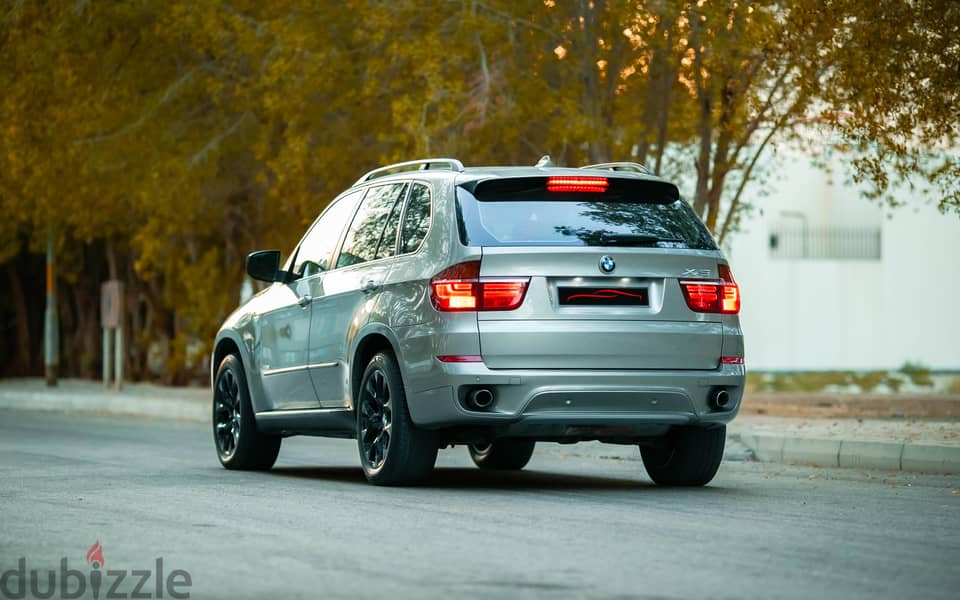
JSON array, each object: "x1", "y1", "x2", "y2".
[{"x1": 726, "y1": 155, "x2": 960, "y2": 371}]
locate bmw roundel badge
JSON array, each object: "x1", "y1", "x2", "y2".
[{"x1": 599, "y1": 255, "x2": 616, "y2": 274}]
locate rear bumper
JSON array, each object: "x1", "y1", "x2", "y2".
[{"x1": 406, "y1": 361, "x2": 744, "y2": 435}]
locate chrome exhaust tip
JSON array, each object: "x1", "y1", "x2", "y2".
[
  {"x1": 467, "y1": 388, "x2": 494, "y2": 410},
  {"x1": 710, "y1": 388, "x2": 730, "y2": 410}
]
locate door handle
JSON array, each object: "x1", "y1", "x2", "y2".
[
  {"x1": 361, "y1": 280, "x2": 381, "y2": 295},
  {"x1": 298, "y1": 294, "x2": 312, "y2": 308}
]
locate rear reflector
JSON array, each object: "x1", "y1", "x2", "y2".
[
  {"x1": 546, "y1": 176, "x2": 609, "y2": 193},
  {"x1": 436, "y1": 355, "x2": 484, "y2": 363},
  {"x1": 680, "y1": 264, "x2": 740, "y2": 314},
  {"x1": 720, "y1": 356, "x2": 744, "y2": 365},
  {"x1": 430, "y1": 261, "x2": 530, "y2": 312}
]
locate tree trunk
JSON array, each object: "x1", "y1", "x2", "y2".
[
  {"x1": 693, "y1": 89, "x2": 713, "y2": 219},
  {"x1": 58, "y1": 282, "x2": 74, "y2": 376},
  {"x1": 640, "y1": 7, "x2": 677, "y2": 173},
  {"x1": 106, "y1": 237, "x2": 118, "y2": 280},
  {"x1": 6, "y1": 263, "x2": 32, "y2": 375},
  {"x1": 579, "y1": 0, "x2": 610, "y2": 164},
  {"x1": 690, "y1": 17, "x2": 713, "y2": 219},
  {"x1": 705, "y1": 81, "x2": 735, "y2": 231}
]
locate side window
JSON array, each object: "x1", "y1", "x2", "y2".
[
  {"x1": 374, "y1": 189, "x2": 406, "y2": 260},
  {"x1": 400, "y1": 183, "x2": 431, "y2": 254},
  {"x1": 336, "y1": 183, "x2": 406, "y2": 269},
  {"x1": 295, "y1": 191, "x2": 363, "y2": 277}
]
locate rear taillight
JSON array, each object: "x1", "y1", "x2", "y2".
[
  {"x1": 430, "y1": 261, "x2": 530, "y2": 312},
  {"x1": 680, "y1": 264, "x2": 740, "y2": 314}
]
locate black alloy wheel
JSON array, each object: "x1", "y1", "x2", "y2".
[
  {"x1": 359, "y1": 368, "x2": 392, "y2": 469},
  {"x1": 356, "y1": 351, "x2": 437, "y2": 485},
  {"x1": 214, "y1": 366, "x2": 242, "y2": 459},
  {"x1": 212, "y1": 354, "x2": 281, "y2": 470}
]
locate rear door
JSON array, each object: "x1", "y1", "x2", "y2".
[
  {"x1": 458, "y1": 176, "x2": 724, "y2": 370},
  {"x1": 308, "y1": 182, "x2": 408, "y2": 406}
]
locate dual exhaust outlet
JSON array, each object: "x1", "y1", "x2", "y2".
[{"x1": 465, "y1": 387, "x2": 729, "y2": 412}]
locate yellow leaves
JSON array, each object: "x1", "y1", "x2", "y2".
[{"x1": 0, "y1": 0, "x2": 953, "y2": 380}]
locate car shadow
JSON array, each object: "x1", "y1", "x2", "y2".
[{"x1": 268, "y1": 465, "x2": 742, "y2": 494}]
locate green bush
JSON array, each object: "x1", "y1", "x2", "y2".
[
  {"x1": 849, "y1": 371, "x2": 886, "y2": 392},
  {"x1": 899, "y1": 362, "x2": 933, "y2": 387}
]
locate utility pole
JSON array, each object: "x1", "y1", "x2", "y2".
[{"x1": 44, "y1": 229, "x2": 59, "y2": 386}]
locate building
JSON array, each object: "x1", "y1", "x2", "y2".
[{"x1": 725, "y1": 152, "x2": 960, "y2": 371}]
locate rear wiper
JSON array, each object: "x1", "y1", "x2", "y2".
[{"x1": 597, "y1": 232, "x2": 687, "y2": 247}]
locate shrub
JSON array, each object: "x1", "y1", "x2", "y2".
[{"x1": 899, "y1": 362, "x2": 933, "y2": 387}]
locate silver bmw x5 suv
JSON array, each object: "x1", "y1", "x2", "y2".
[{"x1": 211, "y1": 158, "x2": 745, "y2": 486}]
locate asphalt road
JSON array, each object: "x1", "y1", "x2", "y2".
[{"x1": 1, "y1": 409, "x2": 958, "y2": 600}]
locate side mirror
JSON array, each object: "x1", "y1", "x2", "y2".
[{"x1": 246, "y1": 250, "x2": 282, "y2": 283}]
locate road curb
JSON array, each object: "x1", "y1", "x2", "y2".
[
  {"x1": 839, "y1": 440, "x2": 901, "y2": 471},
  {"x1": 738, "y1": 432, "x2": 960, "y2": 474},
  {"x1": 0, "y1": 388, "x2": 208, "y2": 422}
]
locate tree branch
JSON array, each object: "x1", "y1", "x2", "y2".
[{"x1": 717, "y1": 113, "x2": 790, "y2": 244}]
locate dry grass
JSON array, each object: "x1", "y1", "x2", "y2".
[
  {"x1": 949, "y1": 377, "x2": 960, "y2": 395},
  {"x1": 746, "y1": 367, "x2": 936, "y2": 394}
]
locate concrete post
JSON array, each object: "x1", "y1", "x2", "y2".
[
  {"x1": 44, "y1": 230, "x2": 59, "y2": 386},
  {"x1": 115, "y1": 324, "x2": 124, "y2": 391},
  {"x1": 103, "y1": 327, "x2": 112, "y2": 386}
]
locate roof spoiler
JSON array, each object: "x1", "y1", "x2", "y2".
[{"x1": 462, "y1": 176, "x2": 679, "y2": 203}]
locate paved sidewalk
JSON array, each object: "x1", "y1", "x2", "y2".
[
  {"x1": 730, "y1": 416, "x2": 960, "y2": 474},
  {"x1": 0, "y1": 377, "x2": 207, "y2": 421},
  {"x1": 1, "y1": 378, "x2": 958, "y2": 473}
]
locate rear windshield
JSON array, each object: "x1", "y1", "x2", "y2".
[{"x1": 455, "y1": 182, "x2": 717, "y2": 250}]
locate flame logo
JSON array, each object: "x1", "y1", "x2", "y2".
[
  {"x1": 86, "y1": 540, "x2": 105, "y2": 569},
  {"x1": 565, "y1": 289, "x2": 646, "y2": 301}
]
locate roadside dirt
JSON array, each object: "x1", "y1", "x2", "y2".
[{"x1": 741, "y1": 393, "x2": 960, "y2": 419}]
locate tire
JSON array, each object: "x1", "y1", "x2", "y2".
[
  {"x1": 356, "y1": 351, "x2": 438, "y2": 486},
  {"x1": 640, "y1": 425, "x2": 725, "y2": 486},
  {"x1": 213, "y1": 354, "x2": 281, "y2": 470},
  {"x1": 468, "y1": 439, "x2": 536, "y2": 471}
]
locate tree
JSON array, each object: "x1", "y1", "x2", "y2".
[{"x1": 0, "y1": 0, "x2": 956, "y2": 381}]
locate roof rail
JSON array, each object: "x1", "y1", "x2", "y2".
[
  {"x1": 580, "y1": 161, "x2": 652, "y2": 175},
  {"x1": 354, "y1": 158, "x2": 465, "y2": 186}
]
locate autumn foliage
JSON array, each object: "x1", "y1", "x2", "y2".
[{"x1": 1, "y1": 1, "x2": 957, "y2": 381}]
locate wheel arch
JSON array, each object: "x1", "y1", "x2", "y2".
[
  {"x1": 350, "y1": 326, "x2": 404, "y2": 409},
  {"x1": 212, "y1": 336, "x2": 241, "y2": 382},
  {"x1": 212, "y1": 330, "x2": 268, "y2": 413}
]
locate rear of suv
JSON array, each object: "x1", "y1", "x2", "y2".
[{"x1": 212, "y1": 158, "x2": 745, "y2": 487}]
